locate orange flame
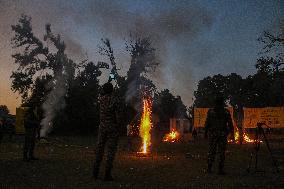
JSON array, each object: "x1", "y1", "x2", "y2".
[
  {"x1": 139, "y1": 98, "x2": 152, "y2": 154},
  {"x1": 228, "y1": 127, "x2": 259, "y2": 143},
  {"x1": 243, "y1": 132, "x2": 255, "y2": 143},
  {"x1": 163, "y1": 129, "x2": 180, "y2": 143}
]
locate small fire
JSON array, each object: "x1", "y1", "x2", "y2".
[
  {"x1": 138, "y1": 98, "x2": 152, "y2": 154},
  {"x1": 243, "y1": 132, "x2": 255, "y2": 143},
  {"x1": 163, "y1": 129, "x2": 180, "y2": 143},
  {"x1": 229, "y1": 127, "x2": 259, "y2": 143}
]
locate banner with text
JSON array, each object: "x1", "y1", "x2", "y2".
[
  {"x1": 193, "y1": 107, "x2": 234, "y2": 128},
  {"x1": 243, "y1": 107, "x2": 284, "y2": 128}
]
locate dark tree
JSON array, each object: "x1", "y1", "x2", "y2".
[
  {"x1": 11, "y1": 15, "x2": 49, "y2": 101},
  {"x1": 125, "y1": 35, "x2": 159, "y2": 100},
  {"x1": 254, "y1": 23, "x2": 284, "y2": 106},
  {"x1": 98, "y1": 38, "x2": 123, "y2": 85},
  {"x1": 153, "y1": 89, "x2": 187, "y2": 129},
  {"x1": 10, "y1": 15, "x2": 100, "y2": 135},
  {"x1": 0, "y1": 105, "x2": 10, "y2": 115},
  {"x1": 258, "y1": 24, "x2": 284, "y2": 70},
  {"x1": 62, "y1": 62, "x2": 102, "y2": 134},
  {"x1": 194, "y1": 74, "x2": 229, "y2": 107},
  {"x1": 10, "y1": 15, "x2": 76, "y2": 106}
]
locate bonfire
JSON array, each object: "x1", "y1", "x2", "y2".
[
  {"x1": 163, "y1": 129, "x2": 180, "y2": 143},
  {"x1": 228, "y1": 127, "x2": 259, "y2": 143}
]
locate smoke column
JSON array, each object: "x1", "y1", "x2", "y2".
[
  {"x1": 40, "y1": 36, "x2": 74, "y2": 137},
  {"x1": 40, "y1": 73, "x2": 68, "y2": 137}
]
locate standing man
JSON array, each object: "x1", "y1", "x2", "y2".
[
  {"x1": 204, "y1": 95, "x2": 233, "y2": 175},
  {"x1": 93, "y1": 82, "x2": 120, "y2": 181},
  {"x1": 126, "y1": 124, "x2": 134, "y2": 151},
  {"x1": 23, "y1": 107, "x2": 40, "y2": 161}
]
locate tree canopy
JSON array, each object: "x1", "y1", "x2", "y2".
[
  {"x1": 194, "y1": 23, "x2": 284, "y2": 108},
  {"x1": 10, "y1": 15, "x2": 187, "y2": 135}
]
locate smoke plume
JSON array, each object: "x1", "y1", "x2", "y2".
[
  {"x1": 1, "y1": 0, "x2": 215, "y2": 111},
  {"x1": 81, "y1": 0, "x2": 214, "y2": 105},
  {"x1": 40, "y1": 73, "x2": 68, "y2": 137}
]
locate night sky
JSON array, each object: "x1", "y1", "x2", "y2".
[{"x1": 0, "y1": 0, "x2": 283, "y2": 114}]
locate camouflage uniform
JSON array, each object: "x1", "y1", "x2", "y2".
[
  {"x1": 23, "y1": 109, "x2": 39, "y2": 161},
  {"x1": 93, "y1": 94, "x2": 120, "y2": 179},
  {"x1": 205, "y1": 107, "x2": 233, "y2": 173}
]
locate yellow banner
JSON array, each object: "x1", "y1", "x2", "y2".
[
  {"x1": 243, "y1": 107, "x2": 284, "y2": 128},
  {"x1": 193, "y1": 107, "x2": 234, "y2": 128},
  {"x1": 15, "y1": 107, "x2": 28, "y2": 134}
]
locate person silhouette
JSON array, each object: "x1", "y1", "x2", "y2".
[{"x1": 204, "y1": 95, "x2": 233, "y2": 175}]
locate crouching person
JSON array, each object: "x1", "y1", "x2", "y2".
[
  {"x1": 93, "y1": 82, "x2": 120, "y2": 181},
  {"x1": 23, "y1": 107, "x2": 39, "y2": 161}
]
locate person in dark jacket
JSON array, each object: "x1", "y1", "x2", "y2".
[
  {"x1": 204, "y1": 95, "x2": 234, "y2": 175},
  {"x1": 23, "y1": 107, "x2": 40, "y2": 161},
  {"x1": 93, "y1": 82, "x2": 120, "y2": 181}
]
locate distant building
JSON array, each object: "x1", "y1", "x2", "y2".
[{"x1": 170, "y1": 118, "x2": 190, "y2": 134}]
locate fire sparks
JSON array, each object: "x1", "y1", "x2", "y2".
[
  {"x1": 163, "y1": 129, "x2": 180, "y2": 143},
  {"x1": 138, "y1": 98, "x2": 153, "y2": 154},
  {"x1": 243, "y1": 132, "x2": 256, "y2": 143}
]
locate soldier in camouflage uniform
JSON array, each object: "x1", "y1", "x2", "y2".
[
  {"x1": 93, "y1": 82, "x2": 120, "y2": 181},
  {"x1": 23, "y1": 107, "x2": 40, "y2": 161},
  {"x1": 204, "y1": 95, "x2": 233, "y2": 175}
]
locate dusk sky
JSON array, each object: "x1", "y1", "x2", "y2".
[{"x1": 0, "y1": 0, "x2": 283, "y2": 114}]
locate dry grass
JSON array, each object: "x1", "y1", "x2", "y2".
[{"x1": 0, "y1": 135, "x2": 283, "y2": 189}]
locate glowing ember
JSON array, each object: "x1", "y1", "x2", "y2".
[
  {"x1": 138, "y1": 98, "x2": 152, "y2": 154},
  {"x1": 163, "y1": 129, "x2": 180, "y2": 143},
  {"x1": 243, "y1": 132, "x2": 255, "y2": 143}
]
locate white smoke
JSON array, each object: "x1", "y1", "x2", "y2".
[
  {"x1": 40, "y1": 54, "x2": 72, "y2": 137},
  {"x1": 40, "y1": 72, "x2": 68, "y2": 137}
]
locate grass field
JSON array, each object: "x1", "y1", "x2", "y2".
[{"x1": 0, "y1": 135, "x2": 283, "y2": 189}]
